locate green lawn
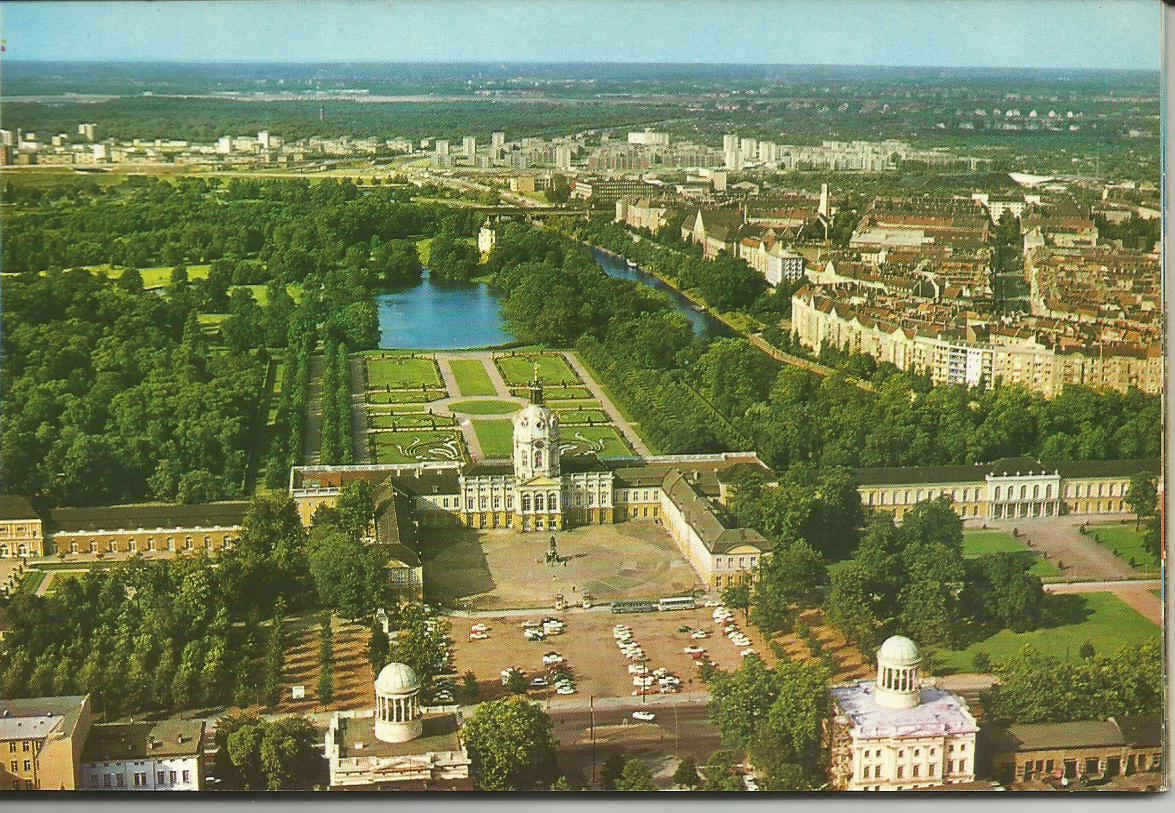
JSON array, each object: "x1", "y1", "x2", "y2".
[
  {"x1": 17, "y1": 569, "x2": 46, "y2": 595},
  {"x1": 472, "y1": 419, "x2": 514, "y2": 459},
  {"x1": 496, "y1": 353, "x2": 578, "y2": 387},
  {"x1": 367, "y1": 390, "x2": 447, "y2": 405},
  {"x1": 449, "y1": 400, "x2": 521, "y2": 415},
  {"x1": 372, "y1": 430, "x2": 466, "y2": 464},
  {"x1": 510, "y1": 385, "x2": 593, "y2": 400},
  {"x1": 963, "y1": 530, "x2": 1060, "y2": 577},
  {"x1": 562, "y1": 425, "x2": 634, "y2": 459},
  {"x1": 1088, "y1": 524, "x2": 1160, "y2": 570},
  {"x1": 368, "y1": 414, "x2": 455, "y2": 429},
  {"x1": 930, "y1": 592, "x2": 1160, "y2": 673},
  {"x1": 555, "y1": 408, "x2": 611, "y2": 424},
  {"x1": 549, "y1": 400, "x2": 602, "y2": 411},
  {"x1": 228, "y1": 282, "x2": 304, "y2": 307},
  {"x1": 367, "y1": 356, "x2": 442, "y2": 389},
  {"x1": 449, "y1": 359, "x2": 497, "y2": 396},
  {"x1": 86, "y1": 263, "x2": 212, "y2": 288}
]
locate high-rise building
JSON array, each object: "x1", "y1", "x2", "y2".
[
  {"x1": 555, "y1": 144, "x2": 573, "y2": 170},
  {"x1": 724, "y1": 148, "x2": 743, "y2": 171},
  {"x1": 216, "y1": 136, "x2": 232, "y2": 155},
  {"x1": 723, "y1": 133, "x2": 738, "y2": 153},
  {"x1": 462, "y1": 135, "x2": 476, "y2": 157},
  {"x1": 491, "y1": 131, "x2": 505, "y2": 151},
  {"x1": 77, "y1": 123, "x2": 97, "y2": 142},
  {"x1": 257, "y1": 130, "x2": 271, "y2": 149},
  {"x1": 435, "y1": 139, "x2": 450, "y2": 157},
  {"x1": 740, "y1": 138, "x2": 757, "y2": 160}
]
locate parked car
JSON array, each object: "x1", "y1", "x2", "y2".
[
  {"x1": 703, "y1": 600, "x2": 721, "y2": 608},
  {"x1": 740, "y1": 649, "x2": 757, "y2": 658},
  {"x1": 556, "y1": 685, "x2": 576, "y2": 695},
  {"x1": 628, "y1": 664, "x2": 648, "y2": 675},
  {"x1": 529, "y1": 676, "x2": 549, "y2": 688},
  {"x1": 690, "y1": 630, "x2": 710, "y2": 639},
  {"x1": 500, "y1": 667, "x2": 524, "y2": 685},
  {"x1": 524, "y1": 629, "x2": 546, "y2": 641},
  {"x1": 542, "y1": 652, "x2": 564, "y2": 665},
  {"x1": 470, "y1": 623, "x2": 490, "y2": 633},
  {"x1": 522, "y1": 620, "x2": 541, "y2": 629},
  {"x1": 632, "y1": 711, "x2": 656, "y2": 722},
  {"x1": 469, "y1": 632, "x2": 490, "y2": 640},
  {"x1": 684, "y1": 646, "x2": 704, "y2": 654}
]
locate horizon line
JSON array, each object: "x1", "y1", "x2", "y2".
[{"x1": 0, "y1": 58, "x2": 1159, "y2": 73}]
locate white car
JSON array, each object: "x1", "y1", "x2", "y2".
[
  {"x1": 628, "y1": 664, "x2": 648, "y2": 675},
  {"x1": 690, "y1": 630, "x2": 710, "y2": 639},
  {"x1": 703, "y1": 600, "x2": 721, "y2": 608},
  {"x1": 632, "y1": 711, "x2": 656, "y2": 722},
  {"x1": 741, "y1": 649, "x2": 757, "y2": 658},
  {"x1": 556, "y1": 685, "x2": 576, "y2": 695},
  {"x1": 470, "y1": 623, "x2": 490, "y2": 633},
  {"x1": 522, "y1": 620, "x2": 541, "y2": 629},
  {"x1": 542, "y1": 652, "x2": 564, "y2": 666},
  {"x1": 652, "y1": 667, "x2": 668, "y2": 678},
  {"x1": 684, "y1": 646, "x2": 704, "y2": 654},
  {"x1": 469, "y1": 632, "x2": 490, "y2": 640}
]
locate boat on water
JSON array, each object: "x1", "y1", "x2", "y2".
[{"x1": 626, "y1": 258, "x2": 638, "y2": 268}]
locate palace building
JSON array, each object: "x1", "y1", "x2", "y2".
[
  {"x1": 290, "y1": 375, "x2": 774, "y2": 591},
  {"x1": 854, "y1": 457, "x2": 1159, "y2": 523},
  {"x1": 827, "y1": 636, "x2": 979, "y2": 791}
]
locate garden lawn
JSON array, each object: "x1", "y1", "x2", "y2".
[
  {"x1": 450, "y1": 359, "x2": 497, "y2": 396},
  {"x1": 496, "y1": 354, "x2": 578, "y2": 387},
  {"x1": 562, "y1": 425, "x2": 634, "y2": 459},
  {"x1": 930, "y1": 592, "x2": 1160, "y2": 673},
  {"x1": 366, "y1": 356, "x2": 443, "y2": 389},
  {"x1": 448, "y1": 400, "x2": 520, "y2": 415},
  {"x1": 86, "y1": 263, "x2": 212, "y2": 288},
  {"x1": 549, "y1": 400, "x2": 602, "y2": 411},
  {"x1": 17, "y1": 570, "x2": 46, "y2": 595},
  {"x1": 963, "y1": 530, "x2": 1060, "y2": 577},
  {"x1": 368, "y1": 414, "x2": 455, "y2": 429},
  {"x1": 367, "y1": 390, "x2": 446, "y2": 404},
  {"x1": 1088, "y1": 524, "x2": 1160, "y2": 570},
  {"x1": 373, "y1": 430, "x2": 466, "y2": 464},
  {"x1": 472, "y1": 419, "x2": 514, "y2": 458},
  {"x1": 510, "y1": 385, "x2": 592, "y2": 400},
  {"x1": 555, "y1": 408, "x2": 610, "y2": 424}
]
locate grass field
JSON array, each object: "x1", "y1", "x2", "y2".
[
  {"x1": 449, "y1": 400, "x2": 520, "y2": 415},
  {"x1": 510, "y1": 385, "x2": 593, "y2": 400},
  {"x1": 472, "y1": 419, "x2": 514, "y2": 458},
  {"x1": 549, "y1": 400, "x2": 602, "y2": 411},
  {"x1": 555, "y1": 408, "x2": 610, "y2": 424},
  {"x1": 85, "y1": 263, "x2": 212, "y2": 288},
  {"x1": 367, "y1": 389, "x2": 447, "y2": 404},
  {"x1": 368, "y1": 414, "x2": 455, "y2": 429},
  {"x1": 561, "y1": 425, "x2": 634, "y2": 458},
  {"x1": 496, "y1": 354, "x2": 578, "y2": 387},
  {"x1": 366, "y1": 356, "x2": 442, "y2": 389},
  {"x1": 17, "y1": 570, "x2": 46, "y2": 595},
  {"x1": 373, "y1": 430, "x2": 466, "y2": 464},
  {"x1": 1088, "y1": 524, "x2": 1160, "y2": 570},
  {"x1": 963, "y1": 531, "x2": 1060, "y2": 577},
  {"x1": 449, "y1": 359, "x2": 497, "y2": 396},
  {"x1": 930, "y1": 592, "x2": 1160, "y2": 673}
]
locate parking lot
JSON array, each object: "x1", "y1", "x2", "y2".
[{"x1": 449, "y1": 605, "x2": 774, "y2": 702}]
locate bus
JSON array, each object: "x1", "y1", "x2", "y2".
[
  {"x1": 658, "y1": 596, "x2": 697, "y2": 612},
  {"x1": 611, "y1": 600, "x2": 658, "y2": 614}
]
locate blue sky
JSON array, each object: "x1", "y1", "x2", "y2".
[{"x1": 2, "y1": 0, "x2": 1161, "y2": 70}]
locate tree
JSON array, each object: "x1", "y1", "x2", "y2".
[
  {"x1": 176, "y1": 468, "x2": 221, "y2": 504},
  {"x1": 336, "y1": 480, "x2": 376, "y2": 542},
  {"x1": 368, "y1": 622, "x2": 390, "y2": 674},
  {"x1": 463, "y1": 670, "x2": 479, "y2": 701},
  {"x1": 462, "y1": 696, "x2": 559, "y2": 790},
  {"x1": 616, "y1": 759, "x2": 656, "y2": 791},
  {"x1": 389, "y1": 604, "x2": 453, "y2": 685},
  {"x1": 673, "y1": 755, "x2": 700, "y2": 789},
  {"x1": 751, "y1": 539, "x2": 827, "y2": 633},
  {"x1": 706, "y1": 657, "x2": 782, "y2": 748},
  {"x1": 226, "y1": 722, "x2": 267, "y2": 790},
  {"x1": 307, "y1": 529, "x2": 388, "y2": 620},
  {"x1": 601, "y1": 753, "x2": 627, "y2": 790},
  {"x1": 427, "y1": 233, "x2": 479, "y2": 284},
  {"x1": 721, "y1": 583, "x2": 751, "y2": 625},
  {"x1": 1079, "y1": 641, "x2": 1096, "y2": 660},
  {"x1": 1126, "y1": 472, "x2": 1158, "y2": 530},
  {"x1": 700, "y1": 750, "x2": 744, "y2": 791},
  {"x1": 749, "y1": 660, "x2": 829, "y2": 781},
  {"x1": 505, "y1": 669, "x2": 529, "y2": 695},
  {"x1": 258, "y1": 716, "x2": 320, "y2": 790}
]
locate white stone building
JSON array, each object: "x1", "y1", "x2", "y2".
[
  {"x1": 80, "y1": 719, "x2": 204, "y2": 791},
  {"x1": 828, "y1": 636, "x2": 978, "y2": 791},
  {"x1": 325, "y1": 663, "x2": 471, "y2": 790}
]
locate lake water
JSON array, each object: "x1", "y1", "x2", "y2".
[{"x1": 376, "y1": 248, "x2": 731, "y2": 349}]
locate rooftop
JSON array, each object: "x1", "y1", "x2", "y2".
[
  {"x1": 831, "y1": 681, "x2": 978, "y2": 740},
  {"x1": 988, "y1": 715, "x2": 1162, "y2": 754},
  {"x1": 0, "y1": 495, "x2": 38, "y2": 521},
  {"x1": 81, "y1": 719, "x2": 204, "y2": 763},
  {"x1": 660, "y1": 469, "x2": 769, "y2": 554},
  {"x1": 0, "y1": 695, "x2": 89, "y2": 743},
  {"x1": 48, "y1": 502, "x2": 249, "y2": 533},
  {"x1": 335, "y1": 713, "x2": 461, "y2": 760}
]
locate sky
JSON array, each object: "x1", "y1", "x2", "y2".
[{"x1": 1, "y1": 0, "x2": 1162, "y2": 70}]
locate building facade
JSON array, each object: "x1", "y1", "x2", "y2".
[
  {"x1": 828, "y1": 636, "x2": 979, "y2": 791},
  {"x1": 0, "y1": 495, "x2": 44, "y2": 558},
  {"x1": 80, "y1": 720, "x2": 204, "y2": 791},
  {"x1": 325, "y1": 663, "x2": 472, "y2": 790},
  {"x1": 854, "y1": 457, "x2": 1158, "y2": 523},
  {"x1": 0, "y1": 695, "x2": 94, "y2": 791},
  {"x1": 988, "y1": 716, "x2": 1161, "y2": 786},
  {"x1": 44, "y1": 503, "x2": 248, "y2": 562}
]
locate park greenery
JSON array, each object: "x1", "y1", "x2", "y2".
[
  {"x1": 214, "y1": 711, "x2": 321, "y2": 791},
  {"x1": 426, "y1": 232, "x2": 480, "y2": 283},
  {"x1": 705, "y1": 656, "x2": 830, "y2": 790},
  {"x1": 461, "y1": 696, "x2": 560, "y2": 791},
  {"x1": 319, "y1": 337, "x2": 355, "y2": 465},
  {"x1": 981, "y1": 639, "x2": 1163, "y2": 724}
]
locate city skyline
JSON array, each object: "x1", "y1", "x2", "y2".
[{"x1": 2, "y1": 0, "x2": 1161, "y2": 71}]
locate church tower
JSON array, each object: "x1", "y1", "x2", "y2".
[{"x1": 512, "y1": 364, "x2": 560, "y2": 481}]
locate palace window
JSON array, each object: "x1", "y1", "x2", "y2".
[
  {"x1": 522, "y1": 495, "x2": 531, "y2": 511},
  {"x1": 534, "y1": 451, "x2": 543, "y2": 468},
  {"x1": 994, "y1": 486, "x2": 1001, "y2": 500},
  {"x1": 535, "y1": 494, "x2": 545, "y2": 511},
  {"x1": 493, "y1": 496, "x2": 500, "y2": 509},
  {"x1": 129, "y1": 540, "x2": 137, "y2": 553},
  {"x1": 1032, "y1": 484, "x2": 1039, "y2": 499}
]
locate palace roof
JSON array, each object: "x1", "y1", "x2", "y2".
[
  {"x1": 48, "y1": 502, "x2": 249, "y2": 533},
  {"x1": 82, "y1": 719, "x2": 204, "y2": 762},
  {"x1": 0, "y1": 495, "x2": 37, "y2": 521},
  {"x1": 853, "y1": 458, "x2": 1158, "y2": 487},
  {"x1": 831, "y1": 681, "x2": 978, "y2": 740},
  {"x1": 660, "y1": 470, "x2": 769, "y2": 554}
]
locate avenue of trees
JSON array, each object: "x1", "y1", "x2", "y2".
[
  {"x1": 318, "y1": 337, "x2": 355, "y2": 466},
  {"x1": 0, "y1": 488, "x2": 396, "y2": 717}
]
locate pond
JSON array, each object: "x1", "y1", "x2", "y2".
[{"x1": 376, "y1": 248, "x2": 733, "y2": 349}]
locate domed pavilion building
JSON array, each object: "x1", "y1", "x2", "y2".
[
  {"x1": 827, "y1": 635, "x2": 979, "y2": 791},
  {"x1": 324, "y1": 662, "x2": 471, "y2": 791}
]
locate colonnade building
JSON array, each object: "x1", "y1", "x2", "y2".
[{"x1": 853, "y1": 457, "x2": 1158, "y2": 523}]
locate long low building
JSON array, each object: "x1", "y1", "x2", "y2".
[
  {"x1": 45, "y1": 502, "x2": 250, "y2": 560},
  {"x1": 987, "y1": 716, "x2": 1162, "y2": 786},
  {"x1": 853, "y1": 456, "x2": 1159, "y2": 522}
]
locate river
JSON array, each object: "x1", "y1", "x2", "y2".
[{"x1": 376, "y1": 248, "x2": 731, "y2": 349}]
